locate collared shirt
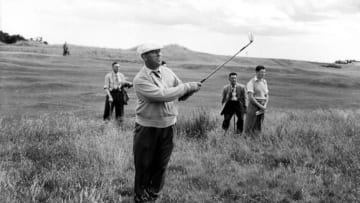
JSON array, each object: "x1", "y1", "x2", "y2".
[
  {"x1": 230, "y1": 85, "x2": 238, "y2": 101},
  {"x1": 104, "y1": 71, "x2": 126, "y2": 90},
  {"x1": 246, "y1": 76, "x2": 269, "y2": 100}
]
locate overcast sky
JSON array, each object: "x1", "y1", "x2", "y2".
[{"x1": 1, "y1": 0, "x2": 359, "y2": 62}]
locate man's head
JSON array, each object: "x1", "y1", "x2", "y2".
[
  {"x1": 255, "y1": 65, "x2": 266, "y2": 79},
  {"x1": 137, "y1": 43, "x2": 163, "y2": 70},
  {"x1": 229, "y1": 72, "x2": 237, "y2": 86},
  {"x1": 112, "y1": 61, "x2": 120, "y2": 73}
]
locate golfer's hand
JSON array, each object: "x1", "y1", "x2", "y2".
[
  {"x1": 179, "y1": 82, "x2": 202, "y2": 101},
  {"x1": 109, "y1": 96, "x2": 113, "y2": 103}
]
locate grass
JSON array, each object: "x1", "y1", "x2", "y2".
[
  {"x1": 0, "y1": 108, "x2": 359, "y2": 202},
  {"x1": 1, "y1": 42, "x2": 360, "y2": 202}
]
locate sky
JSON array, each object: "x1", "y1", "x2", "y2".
[{"x1": 0, "y1": 0, "x2": 359, "y2": 62}]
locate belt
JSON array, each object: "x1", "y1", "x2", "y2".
[{"x1": 110, "y1": 88, "x2": 122, "y2": 93}]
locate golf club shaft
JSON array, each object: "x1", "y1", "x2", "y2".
[
  {"x1": 179, "y1": 40, "x2": 253, "y2": 101},
  {"x1": 200, "y1": 41, "x2": 253, "y2": 83}
]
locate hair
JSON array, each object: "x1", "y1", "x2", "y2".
[
  {"x1": 161, "y1": 61, "x2": 167, "y2": 65},
  {"x1": 229, "y1": 72, "x2": 237, "y2": 77},
  {"x1": 255, "y1": 65, "x2": 266, "y2": 72},
  {"x1": 112, "y1": 61, "x2": 119, "y2": 67}
]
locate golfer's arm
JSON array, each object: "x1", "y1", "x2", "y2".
[{"x1": 135, "y1": 81, "x2": 188, "y2": 102}]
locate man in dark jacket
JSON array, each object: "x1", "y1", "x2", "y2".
[{"x1": 221, "y1": 72, "x2": 247, "y2": 134}]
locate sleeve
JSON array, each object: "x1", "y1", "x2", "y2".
[
  {"x1": 104, "y1": 74, "x2": 110, "y2": 89},
  {"x1": 134, "y1": 76, "x2": 189, "y2": 103},
  {"x1": 167, "y1": 68, "x2": 182, "y2": 86},
  {"x1": 118, "y1": 73, "x2": 126, "y2": 82},
  {"x1": 246, "y1": 79, "x2": 254, "y2": 93},
  {"x1": 241, "y1": 86, "x2": 247, "y2": 109},
  {"x1": 119, "y1": 73, "x2": 131, "y2": 85},
  {"x1": 221, "y1": 86, "x2": 227, "y2": 104}
]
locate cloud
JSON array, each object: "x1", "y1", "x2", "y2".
[
  {"x1": 277, "y1": 0, "x2": 360, "y2": 22},
  {"x1": 9, "y1": 0, "x2": 326, "y2": 38}
]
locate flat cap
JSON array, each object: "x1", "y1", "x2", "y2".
[{"x1": 137, "y1": 43, "x2": 163, "y2": 55}]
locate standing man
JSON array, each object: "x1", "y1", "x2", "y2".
[
  {"x1": 103, "y1": 61, "x2": 132, "y2": 122},
  {"x1": 133, "y1": 43, "x2": 201, "y2": 203},
  {"x1": 221, "y1": 72, "x2": 247, "y2": 135},
  {"x1": 245, "y1": 65, "x2": 269, "y2": 134},
  {"x1": 63, "y1": 42, "x2": 70, "y2": 56}
]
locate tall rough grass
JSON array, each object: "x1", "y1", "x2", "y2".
[{"x1": 0, "y1": 108, "x2": 359, "y2": 202}]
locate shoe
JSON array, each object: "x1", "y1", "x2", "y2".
[
  {"x1": 235, "y1": 130, "x2": 243, "y2": 135},
  {"x1": 146, "y1": 188, "x2": 159, "y2": 201},
  {"x1": 134, "y1": 189, "x2": 158, "y2": 203}
]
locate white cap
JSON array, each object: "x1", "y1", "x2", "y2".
[{"x1": 136, "y1": 43, "x2": 163, "y2": 55}]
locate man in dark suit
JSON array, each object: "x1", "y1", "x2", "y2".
[{"x1": 221, "y1": 72, "x2": 247, "y2": 134}]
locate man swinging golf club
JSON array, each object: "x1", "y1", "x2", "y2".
[{"x1": 132, "y1": 43, "x2": 201, "y2": 203}]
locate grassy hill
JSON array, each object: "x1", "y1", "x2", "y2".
[
  {"x1": 0, "y1": 43, "x2": 359, "y2": 202},
  {"x1": 1, "y1": 42, "x2": 360, "y2": 118}
]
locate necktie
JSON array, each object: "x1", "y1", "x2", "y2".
[
  {"x1": 151, "y1": 70, "x2": 164, "y2": 88},
  {"x1": 152, "y1": 70, "x2": 161, "y2": 79},
  {"x1": 114, "y1": 73, "x2": 119, "y2": 89}
]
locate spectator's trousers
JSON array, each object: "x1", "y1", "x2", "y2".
[
  {"x1": 222, "y1": 100, "x2": 245, "y2": 133},
  {"x1": 245, "y1": 99, "x2": 266, "y2": 134},
  {"x1": 103, "y1": 90, "x2": 124, "y2": 121}
]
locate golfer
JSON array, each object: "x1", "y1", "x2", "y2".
[
  {"x1": 245, "y1": 65, "x2": 269, "y2": 134},
  {"x1": 133, "y1": 43, "x2": 201, "y2": 202},
  {"x1": 221, "y1": 72, "x2": 247, "y2": 134}
]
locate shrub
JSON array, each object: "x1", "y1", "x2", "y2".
[
  {"x1": 0, "y1": 30, "x2": 27, "y2": 44},
  {"x1": 176, "y1": 107, "x2": 218, "y2": 139}
]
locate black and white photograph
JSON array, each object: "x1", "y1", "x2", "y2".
[{"x1": 0, "y1": 0, "x2": 359, "y2": 202}]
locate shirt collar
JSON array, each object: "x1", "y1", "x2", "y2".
[
  {"x1": 144, "y1": 65, "x2": 162, "y2": 76},
  {"x1": 254, "y1": 76, "x2": 265, "y2": 82}
]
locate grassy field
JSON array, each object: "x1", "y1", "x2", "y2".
[{"x1": 0, "y1": 43, "x2": 359, "y2": 202}]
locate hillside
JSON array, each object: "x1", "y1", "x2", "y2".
[{"x1": 1, "y1": 43, "x2": 360, "y2": 117}]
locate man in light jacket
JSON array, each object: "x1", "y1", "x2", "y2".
[{"x1": 132, "y1": 43, "x2": 201, "y2": 203}]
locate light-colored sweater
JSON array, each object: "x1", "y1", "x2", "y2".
[{"x1": 133, "y1": 65, "x2": 196, "y2": 128}]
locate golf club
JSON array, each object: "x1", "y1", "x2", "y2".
[{"x1": 179, "y1": 32, "x2": 254, "y2": 101}]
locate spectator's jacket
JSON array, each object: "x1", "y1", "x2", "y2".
[{"x1": 221, "y1": 83, "x2": 247, "y2": 112}]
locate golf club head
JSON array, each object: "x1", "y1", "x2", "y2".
[{"x1": 248, "y1": 32, "x2": 254, "y2": 43}]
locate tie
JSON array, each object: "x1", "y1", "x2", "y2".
[
  {"x1": 151, "y1": 70, "x2": 165, "y2": 88},
  {"x1": 152, "y1": 70, "x2": 161, "y2": 79},
  {"x1": 115, "y1": 73, "x2": 120, "y2": 88}
]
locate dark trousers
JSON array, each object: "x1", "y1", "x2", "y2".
[
  {"x1": 222, "y1": 101, "x2": 244, "y2": 133},
  {"x1": 103, "y1": 90, "x2": 124, "y2": 121},
  {"x1": 133, "y1": 123, "x2": 174, "y2": 202}
]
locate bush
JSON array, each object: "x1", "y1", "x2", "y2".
[
  {"x1": 0, "y1": 30, "x2": 27, "y2": 44},
  {"x1": 176, "y1": 107, "x2": 218, "y2": 139}
]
